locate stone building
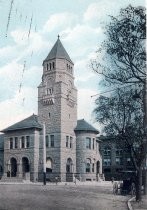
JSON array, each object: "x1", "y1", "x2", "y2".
[
  {"x1": 0, "y1": 37, "x2": 102, "y2": 182},
  {"x1": 99, "y1": 135, "x2": 134, "y2": 181}
]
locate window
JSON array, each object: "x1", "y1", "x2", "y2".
[
  {"x1": 10, "y1": 138, "x2": 13, "y2": 149},
  {"x1": 116, "y1": 149, "x2": 123, "y2": 156},
  {"x1": 21, "y1": 136, "x2": 25, "y2": 148},
  {"x1": 46, "y1": 135, "x2": 49, "y2": 147},
  {"x1": 26, "y1": 136, "x2": 30, "y2": 148},
  {"x1": 93, "y1": 138, "x2": 95, "y2": 150},
  {"x1": 49, "y1": 112, "x2": 51, "y2": 118},
  {"x1": 14, "y1": 137, "x2": 18, "y2": 149},
  {"x1": 47, "y1": 63, "x2": 49, "y2": 70},
  {"x1": 47, "y1": 88, "x2": 53, "y2": 95},
  {"x1": 86, "y1": 137, "x2": 91, "y2": 149},
  {"x1": 104, "y1": 147, "x2": 111, "y2": 156},
  {"x1": 115, "y1": 157, "x2": 123, "y2": 165},
  {"x1": 126, "y1": 158, "x2": 131, "y2": 165},
  {"x1": 50, "y1": 135, "x2": 54, "y2": 147},
  {"x1": 86, "y1": 159, "x2": 91, "y2": 173},
  {"x1": 52, "y1": 62, "x2": 55, "y2": 69},
  {"x1": 66, "y1": 136, "x2": 69, "y2": 148},
  {"x1": 92, "y1": 163, "x2": 95, "y2": 172},
  {"x1": 70, "y1": 137, "x2": 73, "y2": 148},
  {"x1": 103, "y1": 158, "x2": 111, "y2": 166},
  {"x1": 49, "y1": 63, "x2": 51, "y2": 70}
]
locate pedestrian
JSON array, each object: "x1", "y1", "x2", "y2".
[
  {"x1": 113, "y1": 181, "x2": 118, "y2": 195},
  {"x1": 55, "y1": 176, "x2": 58, "y2": 185}
]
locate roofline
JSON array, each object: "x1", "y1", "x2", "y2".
[{"x1": 1, "y1": 126, "x2": 42, "y2": 133}]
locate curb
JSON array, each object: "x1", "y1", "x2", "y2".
[{"x1": 127, "y1": 196, "x2": 135, "y2": 210}]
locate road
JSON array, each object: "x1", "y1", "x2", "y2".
[{"x1": 0, "y1": 183, "x2": 129, "y2": 210}]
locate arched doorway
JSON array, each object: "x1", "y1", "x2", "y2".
[
  {"x1": 66, "y1": 158, "x2": 73, "y2": 173},
  {"x1": 66, "y1": 158, "x2": 73, "y2": 182},
  {"x1": 11, "y1": 158, "x2": 17, "y2": 177},
  {"x1": 22, "y1": 157, "x2": 29, "y2": 178},
  {"x1": 46, "y1": 158, "x2": 53, "y2": 173}
]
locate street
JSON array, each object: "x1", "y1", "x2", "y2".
[{"x1": 0, "y1": 182, "x2": 129, "y2": 210}]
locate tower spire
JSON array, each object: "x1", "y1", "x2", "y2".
[{"x1": 58, "y1": 34, "x2": 60, "y2": 39}]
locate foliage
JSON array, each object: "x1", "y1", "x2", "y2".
[{"x1": 91, "y1": 5, "x2": 146, "y2": 85}]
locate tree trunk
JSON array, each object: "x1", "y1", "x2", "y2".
[{"x1": 136, "y1": 167, "x2": 142, "y2": 201}]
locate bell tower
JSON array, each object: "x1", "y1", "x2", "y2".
[{"x1": 38, "y1": 36, "x2": 77, "y2": 181}]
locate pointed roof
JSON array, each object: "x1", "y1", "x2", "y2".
[
  {"x1": 43, "y1": 35, "x2": 73, "y2": 64},
  {"x1": 75, "y1": 119, "x2": 99, "y2": 134},
  {"x1": 1, "y1": 114, "x2": 42, "y2": 132}
]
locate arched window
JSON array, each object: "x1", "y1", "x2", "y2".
[
  {"x1": 46, "y1": 158, "x2": 53, "y2": 173},
  {"x1": 86, "y1": 159, "x2": 91, "y2": 173}
]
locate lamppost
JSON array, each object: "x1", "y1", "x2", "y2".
[{"x1": 43, "y1": 122, "x2": 46, "y2": 185}]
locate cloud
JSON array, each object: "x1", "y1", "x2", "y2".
[
  {"x1": 84, "y1": 0, "x2": 144, "y2": 22},
  {"x1": 0, "y1": 86, "x2": 37, "y2": 131},
  {"x1": 43, "y1": 12, "x2": 77, "y2": 33},
  {"x1": 61, "y1": 24, "x2": 102, "y2": 58}
]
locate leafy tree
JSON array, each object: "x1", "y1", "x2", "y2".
[
  {"x1": 91, "y1": 5, "x2": 146, "y2": 85},
  {"x1": 91, "y1": 5, "x2": 146, "y2": 201},
  {"x1": 94, "y1": 87, "x2": 144, "y2": 200}
]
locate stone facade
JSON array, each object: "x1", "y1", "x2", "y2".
[
  {"x1": 0, "y1": 37, "x2": 102, "y2": 182},
  {"x1": 99, "y1": 135, "x2": 134, "y2": 181}
]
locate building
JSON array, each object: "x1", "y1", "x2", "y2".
[
  {"x1": 99, "y1": 135, "x2": 134, "y2": 181},
  {"x1": 0, "y1": 36, "x2": 102, "y2": 182}
]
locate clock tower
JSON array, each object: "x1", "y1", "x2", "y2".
[{"x1": 38, "y1": 36, "x2": 77, "y2": 181}]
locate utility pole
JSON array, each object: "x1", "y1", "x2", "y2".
[{"x1": 43, "y1": 122, "x2": 46, "y2": 185}]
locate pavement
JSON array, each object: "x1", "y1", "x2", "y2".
[{"x1": 0, "y1": 181, "x2": 129, "y2": 210}]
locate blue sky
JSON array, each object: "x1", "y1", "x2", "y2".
[{"x1": 0, "y1": 0, "x2": 145, "y2": 132}]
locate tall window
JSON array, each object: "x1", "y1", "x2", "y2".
[
  {"x1": 86, "y1": 159, "x2": 91, "y2": 173},
  {"x1": 92, "y1": 163, "x2": 95, "y2": 172},
  {"x1": 21, "y1": 136, "x2": 25, "y2": 148},
  {"x1": 46, "y1": 135, "x2": 49, "y2": 147},
  {"x1": 70, "y1": 137, "x2": 73, "y2": 148},
  {"x1": 26, "y1": 136, "x2": 30, "y2": 148},
  {"x1": 52, "y1": 62, "x2": 55, "y2": 69},
  {"x1": 10, "y1": 138, "x2": 13, "y2": 149},
  {"x1": 86, "y1": 137, "x2": 91, "y2": 149},
  {"x1": 14, "y1": 137, "x2": 18, "y2": 149},
  {"x1": 93, "y1": 138, "x2": 95, "y2": 150},
  {"x1": 115, "y1": 148, "x2": 123, "y2": 165},
  {"x1": 50, "y1": 135, "x2": 54, "y2": 147},
  {"x1": 66, "y1": 136, "x2": 69, "y2": 148},
  {"x1": 103, "y1": 146, "x2": 111, "y2": 166}
]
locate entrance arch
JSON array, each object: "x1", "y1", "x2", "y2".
[
  {"x1": 10, "y1": 157, "x2": 17, "y2": 177},
  {"x1": 46, "y1": 158, "x2": 53, "y2": 173},
  {"x1": 66, "y1": 158, "x2": 73, "y2": 173},
  {"x1": 22, "y1": 157, "x2": 30, "y2": 177}
]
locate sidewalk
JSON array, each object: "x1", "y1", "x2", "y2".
[{"x1": 129, "y1": 195, "x2": 147, "y2": 210}]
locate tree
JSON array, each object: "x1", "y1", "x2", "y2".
[
  {"x1": 91, "y1": 5, "x2": 146, "y2": 201},
  {"x1": 94, "y1": 87, "x2": 144, "y2": 200},
  {"x1": 91, "y1": 5, "x2": 146, "y2": 85}
]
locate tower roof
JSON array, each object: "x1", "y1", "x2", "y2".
[
  {"x1": 43, "y1": 36, "x2": 73, "y2": 64},
  {"x1": 75, "y1": 119, "x2": 99, "y2": 134},
  {"x1": 1, "y1": 114, "x2": 42, "y2": 132}
]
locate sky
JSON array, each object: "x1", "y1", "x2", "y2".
[{"x1": 0, "y1": 0, "x2": 145, "y2": 133}]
